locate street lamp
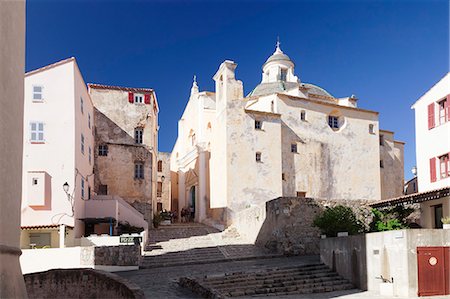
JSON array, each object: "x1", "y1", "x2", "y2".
[
  {"x1": 161, "y1": 176, "x2": 165, "y2": 182},
  {"x1": 63, "y1": 182, "x2": 69, "y2": 193},
  {"x1": 411, "y1": 166, "x2": 417, "y2": 177}
]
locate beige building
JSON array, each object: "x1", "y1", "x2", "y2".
[
  {"x1": 171, "y1": 43, "x2": 404, "y2": 231},
  {"x1": 156, "y1": 152, "x2": 171, "y2": 213},
  {"x1": 0, "y1": 0, "x2": 28, "y2": 297},
  {"x1": 88, "y1": 84, "x2": 159, "y2": 225}
]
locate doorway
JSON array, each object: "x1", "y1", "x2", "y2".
[{"x1": 189, "y1": 186, "x2": 196, "y2": 221}]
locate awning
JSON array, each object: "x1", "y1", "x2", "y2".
[
  {"x1": 370, "y1": 187, "x2": 450, "y2": 208},
  {"x1": 21, "y1": 224, "x2": 73, "y2": 230},
  {"x1": 78, "y1": 217, "x2": 116, "y2": 224}
]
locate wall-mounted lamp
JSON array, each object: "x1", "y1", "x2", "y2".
[{"x1": 161, "y1": 176, "x2": 165, "y2": 182}]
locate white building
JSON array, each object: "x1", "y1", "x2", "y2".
[
  {"x1": 412, "y1": 72, "x2": 450, "y2": 192},
  {"x1": 410, "y1": 72, "x2": 450, "y2": 228},
  {"x1": 171, "y1": 44, "x2": 404, "y2": 235},
  {"x1": 21, "y1": 58, "x2": 95, "y2": 248}
]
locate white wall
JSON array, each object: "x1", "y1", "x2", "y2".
[
  {"x1": 22, "y1": 60, "x2": 77, "y2": 229},
  {"x1": 413, "y1": 73, "x2": 450, "y2": 192},
  {"x1": 20, "y1": 247, "x2": 94, "y2": 274}
]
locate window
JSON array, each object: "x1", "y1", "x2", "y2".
[
  {"x1": 369, "y1": 124, "x2": 375, "y2": 134},
  {"x1": 88, "y1": 147, "x2": 92, "y2": 164},
  {"x1": 255, "y1": 120, "x2": 262, "y2": 130},
  {"x1": 157, "y1": 182, "x2": 162, "y2": 197},
  {"x1": 81, "y1": 134, "x2": 85, "y2": 154},
  {"x1": 256, "y1": 152, "x2": 262, "y2": 162},
  {"x1": 30, "y1": 122, "x2": 44, "y2": 142},
  {"x1": 380, "y1": 160, "x2": 384, "y2": 168},
  {"x1": 88, "y1": 113, "x2": 91, "y2": 129},
  {"x1": 98, "y1": 184, "x2": 108, "y2": 195},
  {"x1": 438, "y1": 98, "x2": 448, "y2": 125},
  {"x1": 291, "y1": 143, "x2": 297, "y2": 153},
  {"x1": 328, "y1": 116, "x2": 339, "y2": 129},
  {"x1": 379, "y1": 135, "x2": 384, "y2": 146},
  {"x1": 135, "y1": 128, "x2": 143, "y2": 144},
  {"x1": 439, "y1": 154, "x2": 450, "y2": 179},
  {"x1": 297, "y1": 191, "x2": 306, "y2": 197},
  {"x1": 300, "y1": 110, "x2": 306, "y2": 121},
  {"x1": 428, "y1": 103, "x2": 435, "y2": 129},
  {"x1": 32, "y1": 178, "x2": 38, "y2": 185},
  {"x1": 157, "y1": 202, "x2": 163, "y2": 212},
  {"x1": 280, "y1": 69, "x2": 287, "y2": 81},
  {"x1": 81, "y1": 179, "x2": 85, "y2": 199},
  {"x1": 98, "y1": 144, "x2": 108, "y2": 156},
  {"x1": 88, "y1": 186, "x2": 91, "y2": 200},
  {"x1": 282, "y1": 173, "x2": 286, "y2": 181},
  {"x1": 134, "y1": 162, "x2": 144, "y2": 179},
  {"x1": 80, "y1": 97, "x2": 84, "y2": 114},
  {"x1": 157, "y1": 160, "x2": 163, "y2": 172},
  {"x1": 134, "y1": 94, "x2": 143, "y2": 104},
  {"x1": 32, "y1": 86, "x2": 43, "y2": 101}
]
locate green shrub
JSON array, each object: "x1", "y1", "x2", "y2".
[
  {"x1": 369, "y1": 206, "x2": 414, "y2": 232},
  {"x1": 153, "y1": 213, "x2": 162, "y2": 228},
  {"x1": 313, "y1": 205, "x2": 363, "y2": 237}
]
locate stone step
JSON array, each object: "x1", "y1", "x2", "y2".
[
  {"x1": 201, "y1": 264, "x2": 330, "y2": 283},
  {"x1": 179, "y1": 264, "x2": 355, "y2": 298},
  {"x1": 205, "y1": 271, "x2": 339, "y2": 289},
  {"x1": 225, "y1": 280, "x2": 352, "y2": 297},
  {"x1": 212, "y1": 275, "x2": 346, "y2": 293}
]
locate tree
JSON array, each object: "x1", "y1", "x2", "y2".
[{"x1": 313, "y1": 205, "x2": 363, "y2": 237}]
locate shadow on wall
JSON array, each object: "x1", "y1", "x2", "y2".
[
  {"x1": 24, "y1": 268, "x2": 145, "y2": 299},
  {"x1": 255, "y1": 197, "x2": 324, "y2": 255},
  {"x1": 93, "y1": 108, "x2": 153, "y2": 224}
]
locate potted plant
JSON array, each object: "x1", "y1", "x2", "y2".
[{"x1": 441, "y1": 217, "x2": 450, "y2": 229}]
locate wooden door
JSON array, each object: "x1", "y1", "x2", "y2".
[{"x1": 417, "y1": 247, "x2": 446, "y2": 296}]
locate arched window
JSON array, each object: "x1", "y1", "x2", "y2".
[{"x1": 157, "y1": 160, "x2": 162, "y2": 172}]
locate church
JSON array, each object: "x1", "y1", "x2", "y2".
[{"x1": 170, "y1": 43, "x2": 404, "y2": 232}]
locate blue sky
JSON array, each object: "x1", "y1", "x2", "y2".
[{"x1": 26, "y1": 0, "x2": 449, "y2": 180}]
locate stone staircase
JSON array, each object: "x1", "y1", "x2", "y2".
[
  {"x1": 141, "y1": 223, "x2": 277, "y2": 269},
  {"x1": 179, "y1": 263, "x2": 354, "y2": 298}
]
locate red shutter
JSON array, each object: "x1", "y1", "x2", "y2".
[
  {"x1": 128, "y1": 92, "x2": 134, "y2": 103},
  {"x1": 446, "y1": 95, "x2": 450, "y2": 121},
  {"x1": 144, "y1": 94, "x2": 151, "y2": 104},
  {"x1": 430, "y1": 157, "x2": 437, "y2": 182},
  {"x1": 428, "y1": 103, "x2": 435, "y2": 129}
]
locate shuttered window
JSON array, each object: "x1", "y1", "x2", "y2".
[
  {"x1": 428, "y1": 103, "x2": 435, "y2": 129},
  {"x1": 430, "y1": 157, "x2": 437, "y2": 182}
]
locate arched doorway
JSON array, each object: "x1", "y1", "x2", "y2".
[{"x1": 189, "y1": 186, "x2": 196, "y2": 221}]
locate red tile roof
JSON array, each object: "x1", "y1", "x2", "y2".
[
  {"x1": 370, "y1": 187, "x2": 450, "y2": 208},
  {"x1": 88, "y1": 83, "x2": 154, "y2": 93}
]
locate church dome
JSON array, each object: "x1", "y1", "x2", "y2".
[{"x1": 263, "y1": 43, "x2": 294, "y2": 68}]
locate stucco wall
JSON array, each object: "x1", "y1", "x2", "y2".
[
  {"x1": 0, "y1": 3, "x2": 27, "y2": 296},
  {"x1": 366, "y1": 229, "x2": 450, "y2": 297},
  {"x1": 413, "y1": 73, "x2": 450, "y2": 192},
  {"x1": 320, "y1": 234, "x2": 367, "y2": 290},
  {"x1": 380, "y1": 130, "x2": 404, "y2": 200},
  {"x1": 90, "y1": 87, "x2": 157, "y2": 225},
  {"x1": 157, "y1": 151, "x2": 171, "y2": 212},
  {"x1": 420, "y1": 195, "x2": 450, "y2": 228},
  {"x1": 24, "y1": 268, "x2": 144, "y2": 299}
]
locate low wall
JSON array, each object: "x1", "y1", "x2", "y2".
[
  {"x1": 366, "y1": 229, "x2": 450, "y2": 297},
  {"x1": 20, "y1": 245, "x2": 140, "y2": 274},
  {"x1": 24, "y1": 268, "x2": 144, "y2": 299},
  {"x1": 254, "y1": 197, "x2": 371, "y2": 255},
  {"x1": 320, "y1": 229, "x2": 450, "y2": 297},
  {"x1": 320, "y1": 234, "x2": 367, "y2": 290}
]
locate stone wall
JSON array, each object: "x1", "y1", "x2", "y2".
[
  {"x1": 24, "y1": 268, "x2": 145, "y2": 299},
  {"x1": 255, "y1": 197, "x2": 372, "y2": 255},
  {"x1": 320, "y1": 235, "x2": 367, "y2": 290},
  {"x1": 94, "y1": 245, "x2": 141, "y2": 266}
]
